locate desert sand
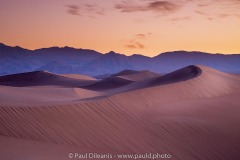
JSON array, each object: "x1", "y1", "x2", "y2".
[{"x1": 0, "y1": 65, "x2": 240, "y2": 160}]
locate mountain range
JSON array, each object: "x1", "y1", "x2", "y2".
[{"x1": 0, "y1": 43, "x2": 240, "y2": 76}]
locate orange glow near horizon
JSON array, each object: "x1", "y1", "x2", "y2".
[{"x1": 0, "y1": 0, "x2": 240, "y2": 57}]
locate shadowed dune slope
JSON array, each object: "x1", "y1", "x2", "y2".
[
  {"x1": 0, "y1": 65, "x2": 240, "y2": 160},
  {"x1": 0, "y1": 71, "x2": 97, "y2": 87},
  {"x1": 111, "y1": 69, "x2": 140, "y2": 77},
  {"x1": 0, "y1": 71, "x2": 100, "y2": 102},
  {"x1": 118, "y1": 70, "x2": 160, "y2": 81},
  {"x1": 108, "y1": 65, "x2": 240, "y2": 95},
  {"x1": 81, "y1": 70, "x2": 144, "y2": 91},
  {"x1": 102, "y1": 65, "x2": 202, "y2": 94},
  {"x1": 83, "y1": 70, "x2": 160, "y2": 91},
  {"x1": 150, "y1": 65, "x2": 202, "y2": 85},
  {"x1": 82, "y1": 76, "x2": 134, "y2": 91},
  {"x1": 59, "y1": 74, "x2": 96, "y2": 81}
]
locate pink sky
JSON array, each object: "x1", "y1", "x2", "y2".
[{"x1": 0, "y1": 0, "x2": 240, "y2": 56}]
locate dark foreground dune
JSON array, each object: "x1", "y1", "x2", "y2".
[
  {"x1": 0, "y1": 65, "x2": 240, "y2": 160},
  {"x1": 0, "y1": 70, "x2": 97, "y2": 87}
]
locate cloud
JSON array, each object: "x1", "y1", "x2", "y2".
[
  {"x1": 65, "y1": 0, "x2": 240, "y2": 20},
  {"x1": 84, "y1": 4, "x2": 106, "y2": 17},
  {"x1": 218, "y1": 13, "x2": 240, "y2": 18},
  {"x1": 135, "y1": 33, "x2": 146, "y2": 39},
  {"x1": 193, "y1": 0, "x2": 240, "y2": 20},
  {"x1": 195, "y1": 10, "x2": 209, "y2": 16},
  {"x1": 115, "y1": 0, "x2": 240, "y2": 20},
  {"x1": 95, "y1": 9, "x2": 105, "y2": 15},
  {"x1": 84, "y1": 4, "x2": 98, "y2": 8},
  {"x1": 191, "y1": 0, "x2": 240, "y2": 7},
  {"x1": 123, "y1": 32, "x2": 152, "y2": 49},
  {"x1": 115, "y1": 0, "x2": 180, "y2": 14},
  {"x1": 66, "y1": 5, "x2": 81, "y2": 16},
  {"x1": 170, "y1": 16, "x2": 191, "y2": 21},
  {"x1": 125, "y1": 42, "x2": 145, "y2": 49},
  {"x1": 148, "y1": 1, "x2": 179, "y2": 12},
  {"x1": 65, "y1": 4, "x2": 105, "y2": 17},
  {"x1": 135, "y1": 33, "x2": 152, "y2": 39}
]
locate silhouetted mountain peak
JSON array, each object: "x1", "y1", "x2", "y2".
[
  {"x1": 0, "y1": 43, "x2": 22, "y2": 49},
  {"x1": 0, "y1": 43, "x2": 30, "y2": 53},
  {"x1": 63, "y1": 46, "x2": 73, "y2": 49},
  {"x1": 106, "y1": 51, "x2": 118, "y2": 55},
  {"x1": 131, "y1": 54, "x2": 143, "y2": 57},
  {"x1": 105, "y1": 51, "x2": 127, "y2": 58},
  {"x1": 60, "y1": 46, "x2": 82, "y2": 52},
  {"x1": 0, "y1": 43, "x2": 7, "y2": 47},
  {"x1": 14, "y1": 45, "x2": 25, "y2": 50}
]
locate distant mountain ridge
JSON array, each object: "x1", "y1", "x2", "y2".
[{"x1": 0, "y1": 43, "x2": 240, "y2": 76}]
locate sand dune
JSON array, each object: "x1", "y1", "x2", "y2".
[
  {"x1": 0, "y1": 86, "x2": 80, "y2": 103},
  {"x1": 59, "y1": 73, "x2": 96, "y2": 81},
  {"x1": 0, "y1": 70, "x2": 97, "y2": 87},
  {"x1": 118, "y1": 70, "x2": 160, "y2": 81},
  {"x1": 82, "y1": 76, "x2": 134, "y2": 91},
  {"x1": 150, "y1": 65, "x2": 201, "y2": 85},
  {"x1": 111, "y1": 69, "x2": 141, "y2": 77},
  {"x1": 0, "y1": 65, "x2": 240, "y2": 160},
  {"x1": 94, "y1": 65, "x2": 203, "y2": 95},
  {"x1": 84, "y1": 70, "x2": 160, "y2": 91},
  {"x1": 0, "y1": 71, "x2": 102, "y2": 103}
]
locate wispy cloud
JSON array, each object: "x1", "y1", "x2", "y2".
[
  {"x1": 65, "y1": 0, "x2": 240, "y2": 21},
  {"x1": 65, "y1": 3, "x2": 105, "y2": 17},
  {"x1": 115, "y1": 1, "x2": 180, "y2": 14},
  {"x1": 115, "y1": 0, "x2": 240, "y2": 20},
  {"x1": 125, "y1": 42, "x2": 145, "y2": 49},
  {"x1": 135, "y1": 33, "x2": 152, "y2": 39},
  {"x1": 123, "y1": 32, "x2": 152, "y2": 49},
  {"x1": 170, "y1": 16, "x2": 191, "y2": 21},
  {"x1": 193, "y1": 0, "x2": 240, "y2": 20},
  {"x1": 66, "y1": 5, "x2": 81, "y2": 16}
]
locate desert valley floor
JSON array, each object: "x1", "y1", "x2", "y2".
[{"x1": 0, "y1": 65, "x2": 240, "y2": 160}]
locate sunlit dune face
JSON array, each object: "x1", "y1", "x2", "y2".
[{"x1": 0, "y1": 0, "x2": 240, "y2": 56}]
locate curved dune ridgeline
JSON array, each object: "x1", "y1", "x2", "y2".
[
  {"x1": 0, "y1": 65, "x2": 240, "y2": 160},
  {"x1": 0, "y1": 71, "x2": 97, "y2": 87}
]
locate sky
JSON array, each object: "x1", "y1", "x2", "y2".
[{"x1": 0, "y1": 0, "x2": 240, "y2": 57}]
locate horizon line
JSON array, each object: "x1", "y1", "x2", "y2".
[{"x1": 1, "y1": 42, "x2": 239, "y2": 58}]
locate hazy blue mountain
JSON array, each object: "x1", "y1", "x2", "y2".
[
  {"x1": 36, "y1": 61, "x2": 74, "y2": 74},
  {"x1": 153, "y1": 51, "x2": 240, "y2": 73},
  {"x1": 0, "y1": 43, "x2": 35, "y2": 75},
  {"x1": 78, "y1": 51, "x2": 138, "y2": 76},
  {"x1": 0, "y1": 43, "x2": 102, "y2": 75},
  {"x1": 0, "y1": 43, "x2": 240, "y2": 76},
  {"x1": 128, "y1": 54, "x2": 157, "y2": 71},
  {"x1": 33, "y1": 46, "x2": 102, "y2": 69}
]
